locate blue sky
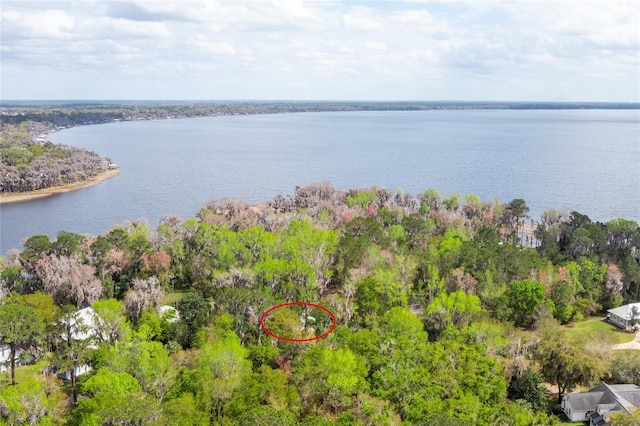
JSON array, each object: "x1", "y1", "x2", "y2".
[{"x1": 1, "y1": 0, "x2": 638, "y2": 101}]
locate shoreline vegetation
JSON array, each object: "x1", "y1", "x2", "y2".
[
  {"x1": 1, "y1": 180, "x2": 638, "y2": 425},
  {"x1": 1, "y1": 101, "x2": 639, "y2": 202},
  {"x1": 0, "y1": 168, "x2": 120, "y2": 204},
  {"x1": 2, "y1": 101, "x2": 639, "y2": 134}
]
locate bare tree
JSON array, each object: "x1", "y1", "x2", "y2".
[
  {"x1": 604, "y1": 264, "x2": 624, "y2": 300},
  {"x1": 269, "y1": 194, "x2": 294, "y2": 213},
  {"x1": 1, "y1": 140, "x2": 110, "y2": 194},
  {"x1": 294, "y1": 181, "x2": 336, "y2": 209},
  {"x1": 124, "y1": 276, "x2": 164, "y2": 323},
  {"x1": 199, "y1": 198, "x2": 249, "y2": 220},
  {"x1": 34, "y1": 254, "x2": 102, "y2": 308},
  {"x1": 105, "y1": 248, "x2": 130, "y2": 276}
]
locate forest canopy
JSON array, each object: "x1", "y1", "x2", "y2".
[{"x1": 1, "y1": 181, "x2": 639, "y2": 425}]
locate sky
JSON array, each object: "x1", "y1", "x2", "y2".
[{"x1": 1, "y1": 0, "x2": 639, "y2": 101}]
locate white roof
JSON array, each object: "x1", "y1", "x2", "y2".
[
  {"x1": 159, "y1": 305, "x2": 179, "y2": 323},
  {"x1": 0, "y1": 345, "x2": 10, "y2": 363},
  {"x1": 66, "y1": 307, "x2": 99, "y2": 341},
  {"x1": 608, "y1": 302, "x2": 640, "y2": 320}
]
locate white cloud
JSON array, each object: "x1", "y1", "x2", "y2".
[
  {"x1": 391, "y1": 9, "x2": 437, "y2": 26},
  {"x1": 342, "y1": 7, "x2": 384, "y2": 31},
  {"x1": 0, "y1": 0, "x2": 637, "y2": 101},
  {"x1": 187, "y1": 38, "x2": 236, "y2": 56},
  {"x1": 2, "y1": 8, "x2": 75, "y2": 40},
  {"x1": 91, "y1": 17, "x2": 171, "y2": 38}
]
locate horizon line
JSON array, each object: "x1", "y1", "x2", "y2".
[{"x1": 2, "y1": 99, "x2": 639, "y2": 105}]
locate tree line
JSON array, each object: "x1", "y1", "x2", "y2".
[
  {"x1": 2, "y1": 101, "x2": 637, "y2": 129},
  {"x1": 1, "y1": 182, "x2": 639, "y2": 425}
]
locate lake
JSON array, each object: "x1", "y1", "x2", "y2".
[{"x1": 1, "y1": 109, "x2": 639, "y2": 253}]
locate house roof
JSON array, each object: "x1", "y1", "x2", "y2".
[
  {"x1": 588, "y1": 412, "x2": 607, "y2": 426},
  {"x1": 0, "y1": 345, "x2": 10, "y2": 363},
  {"x1": 565, "y1": 391, "x2": 607, "y2": 412},
  {"x1": 159, "y1": 305, "x2": 179, "y2": 323},
  {"x1": 564, "y1": 383, "x2": 640, "y2": 415},
  {"x1": 608, "y1": 303, "x2": 640, "y2": 320},
  {"x1": 64, "y1": 307, "x2": 100, "y2": 341}
]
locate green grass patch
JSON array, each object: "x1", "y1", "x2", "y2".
[
  {"x1": 561, "y1": 317, "x2": 635, "y2": 346},
  {"x1": 162, "y1": 291, "x2": 186, "y2": 306},
  {"x1": 2, "y1": 362, "x2": 43, "y2": 386}
]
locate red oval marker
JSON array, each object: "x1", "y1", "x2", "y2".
[{"x1": 260, "y1": 302, "x2": 337, "y2": 342}]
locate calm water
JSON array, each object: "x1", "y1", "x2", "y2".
[{"x1": 1, "y1": 110, "x2": 639, "y2": 253}]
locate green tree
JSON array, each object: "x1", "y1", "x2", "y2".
[
  {"x1": 605, "y1": 218, "x2": 640, "y2": 262},
  {"x1": 369, "y1": 308, "x2": 436, "y2": 420},
  {"x1": 550, "y1": 279, "x2": 576, "y2": 324},
  {"x1": 294, "y1": 346, "x2": 368, "y2": 417},
  {"x1": 0, "y1": 262, "x2": 25, "y2": 295},
  {"x1": 255, "y1": 257, "x2": 316, "y2": 302},
  {"x1": 0, "y1": 366, "x2": 64, "y2": 425},
  {"x1": 354, "y1": 269, "x2": 409, "y2": 320},
  {"x1": 424, "y1": 290, "x2": 481, "y2": 338},
  {"x1": 130, "y1": 341, "x2": 176, "y2": 401},
  {"x1": 175, "y1": 292, "x2": 209, "y2": 348},
  {"x1": 503, "y1": 199, "x2": 530, "y2": 246},
  {"x1": 278, "y1": 220, "x2": 338, "y2": 295},
  {"x1": 236, "y1": 405, "x2": 297, "y2": 426},
  {"x1": 53, "y1": 231, "x2": 87, "y2": 258},
  {"x1": 91, "y1": 298, "x2": 129, "y2": 345},
  {"x1": 0, "y1": 300, "x2": 44, "y2": 384},
  {"x1": 81, "y1": 367, "x2": 142, "y2": 397},
  {"x1": 535, "y1": 331, "x2": 603, "y2": 403},
  {"x1": 196, "y1": 330, "x2": 251, "y2": 420},
  {"x1": 159, "y1": 393, "x2": 209, "y2": 426},
  {"x1": 54, "y1": 307, "x2": 94, "y2": 404},
  {"x1": 333, "y1": 216, "x2": 386, "y2": 285},
  {"x1": 17, "y1": 292, "x2": 59, "y2": 350},
  {"x1": 20, "y1": 235, "x2": 52, "y2": 267},
  {"x1": 610, "y1": 350, "x2": 640, "y2": 386},
  {"x1": 73, "y1": 390, "x2": 160, "y2": 426},
  {"x1": 507, "y1": 368, "x2": 547, "y2": 411},
  {"x1": 436, "y1": 228, "x2": 466, "y2": 275},
  {"x1": 507, "y1": 279, "x2": 545, "y2": 327},
  {"x1": 607, "y1": 408, "x2": 640, "y2": 426},
  {"x1": 263, "y1": 306, "x2": 304, "y2": 341},
  {"x1": 227, "y1": 365, "x2": 300, "y2": 418}
]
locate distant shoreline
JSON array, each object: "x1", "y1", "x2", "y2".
[{"x1": 0, "y1": 168, "x2": 120, "y2": 204}]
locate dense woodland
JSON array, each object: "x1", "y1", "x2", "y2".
[
  {"x1": 1, "y1": 182, "x2": 639, "y2": 425},
  {"x1": 0, "y1": 123, "x2": 112, "y2": 193}
]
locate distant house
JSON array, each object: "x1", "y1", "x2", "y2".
[
  {"x1": 1, "y1": 343, "x2": 35, "y2": 374},
  {"x1": 562, "y1": 383, "x2": 640, "y2": 425},
  {"x1": 69, "y1": 306, "x2": 100, "y2": 342},
  {"x1": 608, "y1": 302, "x2": 640, "y2": 330},
  {"x1": 55, "y1": 307, "x2": 100, "y2": 380},
  {"x1": 159, "y1": 305, "x2": 179, "y2": 323},
  {"x1": 0, "y1": 345, "x2": 10, "y2": 373}
]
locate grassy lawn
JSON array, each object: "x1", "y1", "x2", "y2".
[
  {"x1": 561, "y1": 316, "x2": 635, "y2": 346},
  {"x1": 161, "y1": 291, "x2": 186, "y2": 306},
  {"x1": 2, "y1": 362, "x2": 42, "y2": 385}
]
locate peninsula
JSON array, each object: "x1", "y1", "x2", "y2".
[
  {"x1": 2, "y1": 101, "x2": 638, "y2": 202},
  {"x1": 0, "y1": 167, "x2": 119, "y2": 204}
]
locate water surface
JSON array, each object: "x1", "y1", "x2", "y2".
[{"x1": 1, "y1": 109, "x2": 638, "y2": 253}]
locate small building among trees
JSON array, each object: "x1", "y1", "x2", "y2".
[
  {"x1": 0, "y1": 345, "x2": 11, "y2": 373},
  {"x1": 607, "y1": 302, "x2": 640, "y2": 330},
  {"x1": 562, "y1": 383, "x2": 640, "y2": 424},
  {"x1": 54, "y1": 307, "x2": 99, "y2": 381}
]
